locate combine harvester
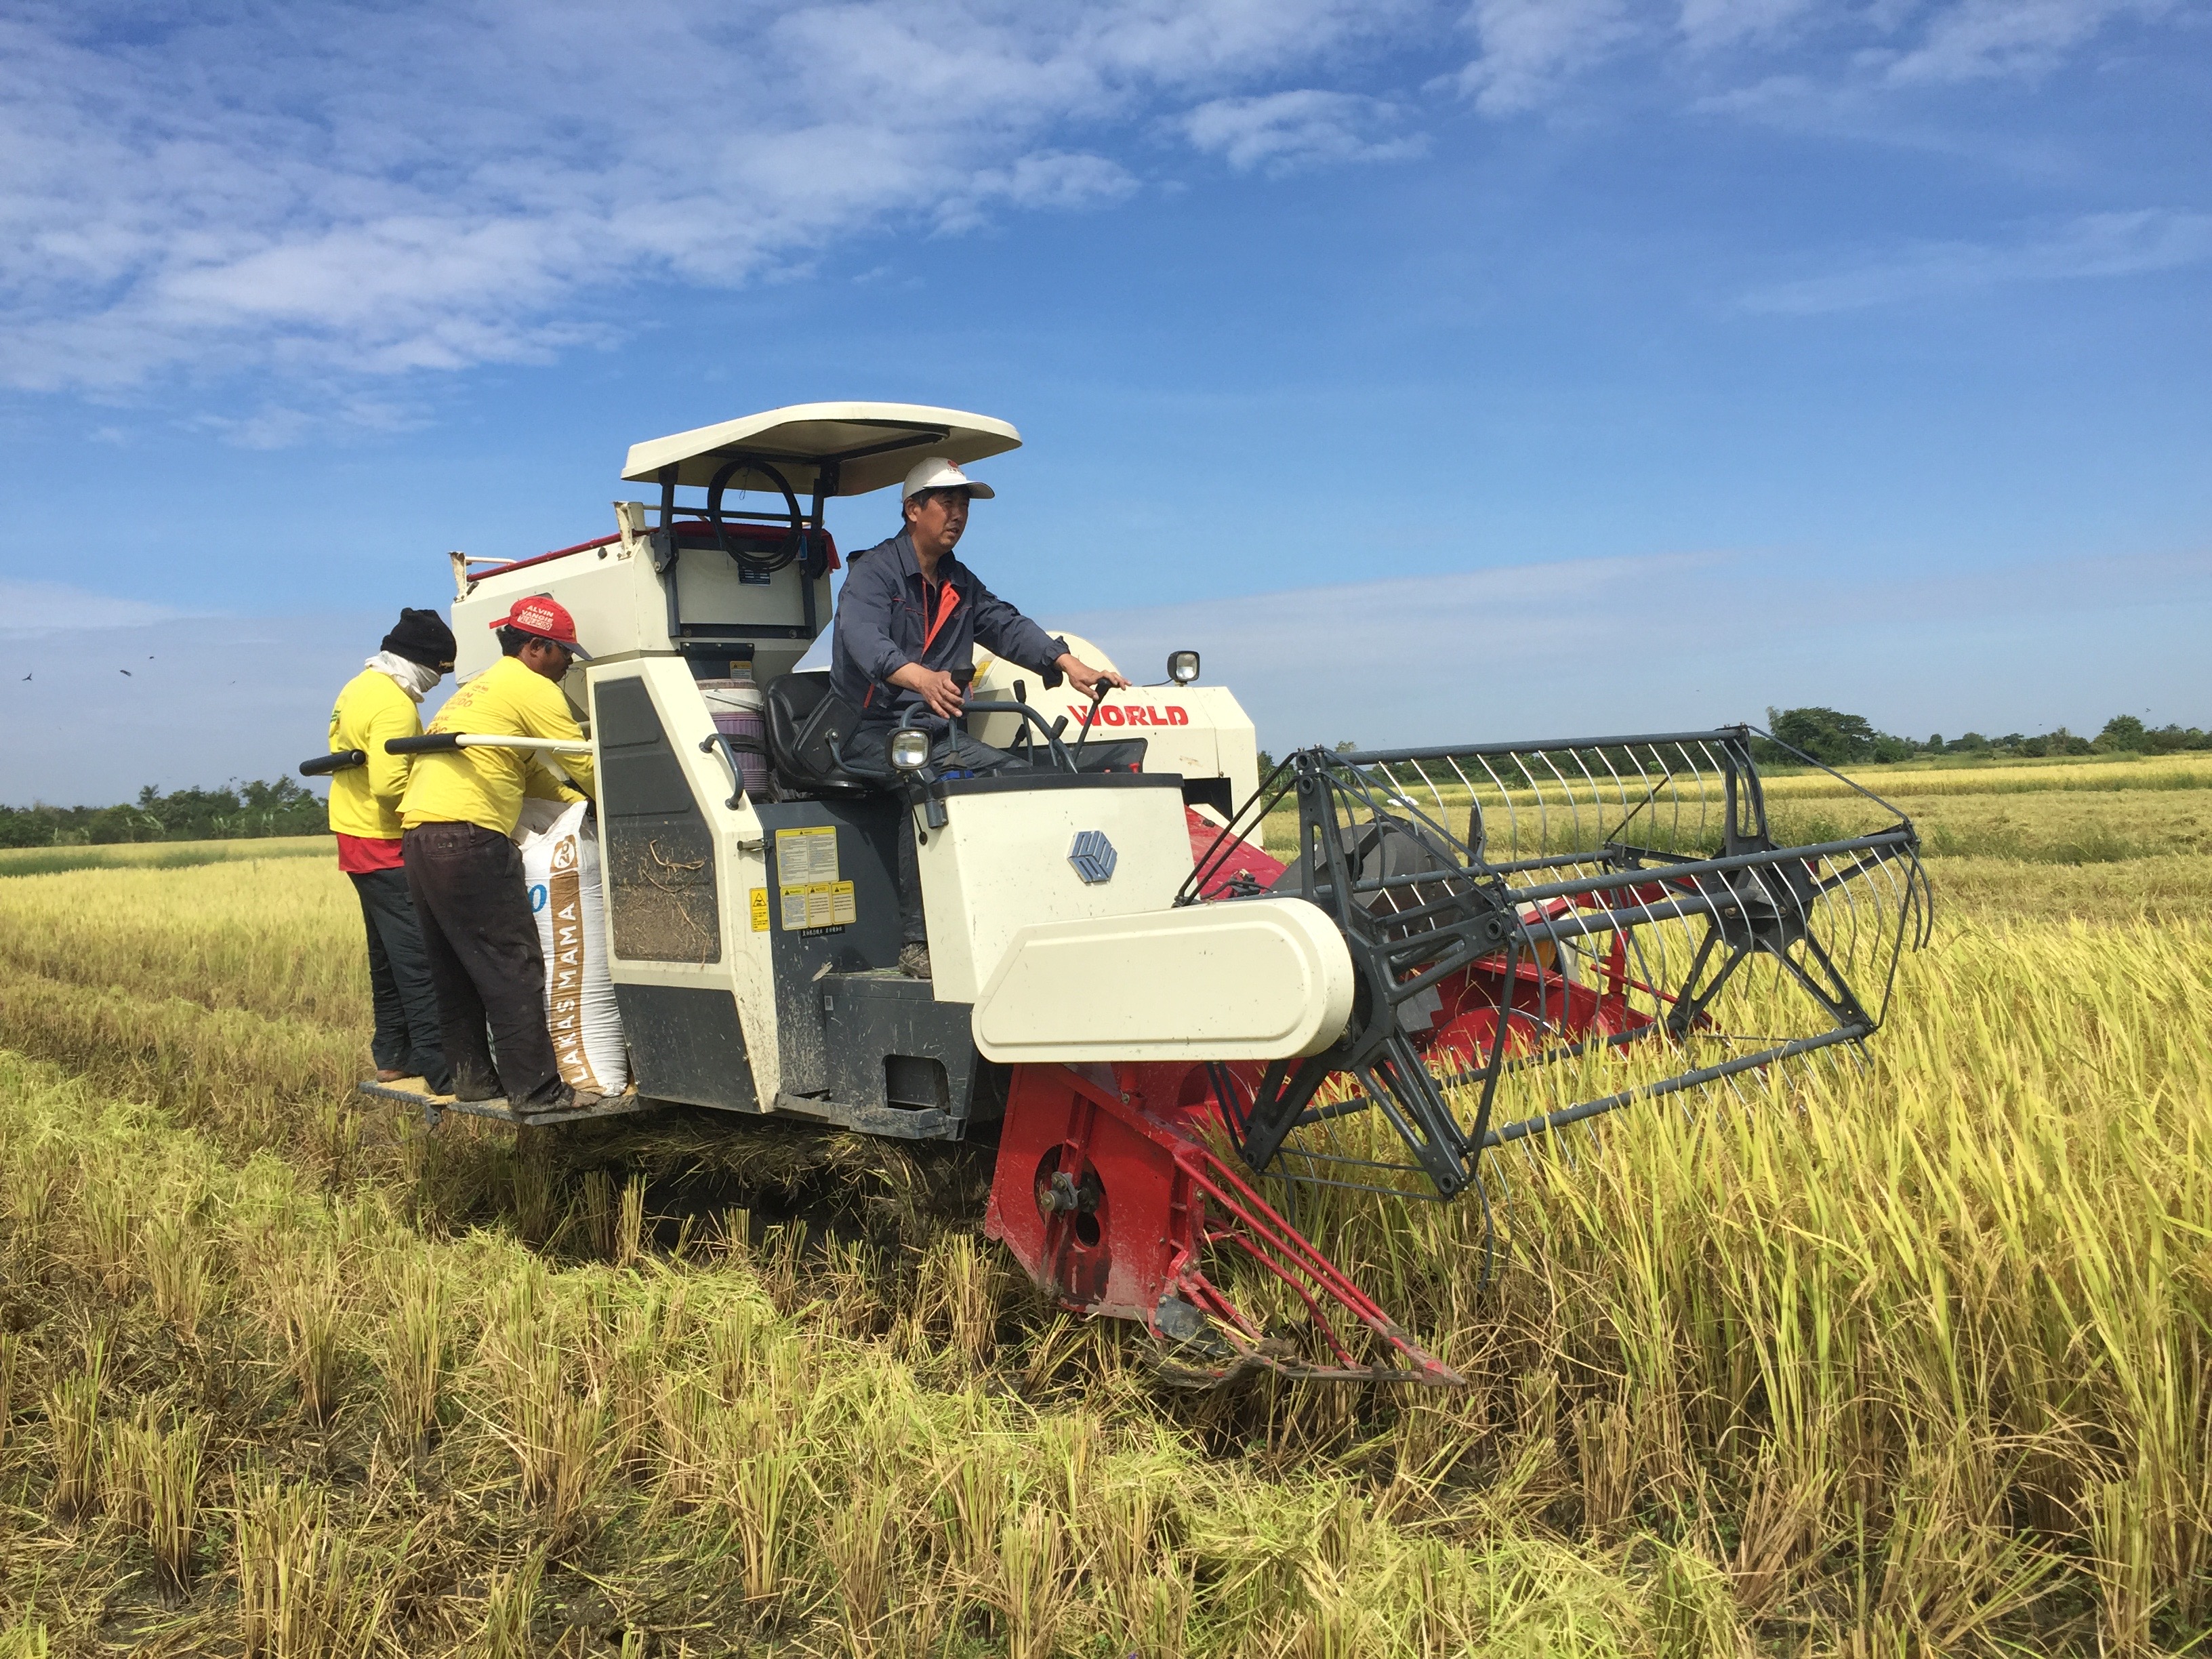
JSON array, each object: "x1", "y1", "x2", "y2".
[{"x1": 359, "y1": 403, "x2": 1931, "y2": 1385}]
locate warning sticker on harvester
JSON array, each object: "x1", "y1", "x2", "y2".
[
  {"x1": 774, "y1": 825, "x2": 840, "y2": 885},
  {"x1": 779, "y1": 880, "x2": 857, "y2": 931},
  {"x1": 749, "y1": 887, "x2": 769, "y2": 931}
]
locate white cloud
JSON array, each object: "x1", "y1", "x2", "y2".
[
  {"x1": 1182, "y1": 90, "x2": 1427, "y2": 173},
  {"x1": 0, "y1": 0, "x2": 1404, "y2": 402},
  {"x1": 1454, "y1": 0, "x2": 2178, "y2": 117},
  {"x1": 1885, "y1": 0, "x2": 2173, "y2": 84},
  {"x1": 937, "y1": 152, "x2": 1140, "y2": 234},
  {"x1": 1456, "y1": 0, "x2": 1642, "y2": 115},
  {"x1": 1740, "y1": 209, "x2": 2212, "y2": 313},
  {"x1": 0, "y1": 0, "x2": 2193, "y2": 415},
  {"x1": 1677, "y1": 0, "x2": 1813, "y2": 52}
]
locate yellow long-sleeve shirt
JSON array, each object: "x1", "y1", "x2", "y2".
[
  {"x1": 399, "y1": 655, "x2": 596, "y2": 836},
  {"x1": 327, "y1": 668, "x2": 422, "y2": 840}
]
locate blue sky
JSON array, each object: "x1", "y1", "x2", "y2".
[{"x1": 2, "y1": 0, "x2": 2207, "y2": 801}]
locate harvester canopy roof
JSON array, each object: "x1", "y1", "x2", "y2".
[{"x1": 620, "y1": 403, "x2": 1021, "y2": 497}]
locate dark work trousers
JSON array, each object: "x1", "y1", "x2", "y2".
[
  {"x1": 839, "y1": 726, "x2": 1027, "y2": 945},
  {"x1": 349, "y1": 867, "x2": 453, "y2": 1092},
  {"x1": 401, "y1": 821, "x2": 564, "y2": 1107}
]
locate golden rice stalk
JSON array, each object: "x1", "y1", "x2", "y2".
[
  {"x1": 579, "y1": 1170, "x2": 615, "y2": 1262},
  {"x1": 79, "y1": 1164, "x2": 134, "y2": 1299},
  {"x1": 822, "y1": 1481, "x2": 899, "y2": 1654},
  {"x1": 1091, "y1": 1478, "x2": 1164, "y2": 1636},
  {"x1": 266, "y1": 1250, "x2": 346, "y2": 1427},
  {"x1": 2089, "y1": 1473, "x2": 2158, "y2": 1654},
  {"x1": 475, "y1": 1550, "x2": 544, "y2": 1659},
  {"x1": 377, "y1": 1255, "x2": 444, "y2": 1453},
  {"x1": 0, "y1": 1330, "x2": 18, "y2": 1456},
  {"x1": 1571, "y1": 1397, "x2": 1637, "y2": 1540},
  {"x1": 143, "y1": 1209, "x2": 211, "y2": 1343},
  {"x1": 513, "y1": 1125, "x2": 554, "y2": 1248},
  {"x1": 615, "y1": 1173, "x2": 647, "y2": 1269},
  {"x1": 995, "y1": 1501, "x2": 1065, "y2": 1659},
  {"x1": 728, "y1": 1443, "x2": 801, "y2": 1605},
  {"x1": 104, "y1": 1399, "x2": 206, "y2": 1593},
  {"x1": 934, "y1": 1448, "x2": 1017, "y2": 1580},
  {"x1": 43, "y1": 1338, "x2": 104, "y2": 1523},
  {"x1": 235, "y1": 1478, "x2": 384, "y2": 1659},
  {"x1": 544, "y1": 1389, "x2": 610, "y2": 1549},
  {"x1": 1124, "y1": 1568, "x2": 1192, "y2": 1659}
]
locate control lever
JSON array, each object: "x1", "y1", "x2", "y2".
[
  {"x1": 1011, "y1": 678, "x2": 1031, "y2": 762},
  {"x1": 1070, "y1": 680, "x2": 1111, "y2": 768}
]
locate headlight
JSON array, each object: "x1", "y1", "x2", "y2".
[
  {"x1": 1167, "y1": 649, "x2": 1200, "y2": 685},
  {"x1": 887, "y1": 727, "x2": 931, "y2": 774}
]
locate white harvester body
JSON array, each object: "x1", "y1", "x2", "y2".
[{"x1": 438, "y1": 403, "x2": 1309, "y2": 1136}]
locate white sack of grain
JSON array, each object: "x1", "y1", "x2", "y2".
[{"x1": 516, "y1": 798, "x2": 630, "y2": 1095}]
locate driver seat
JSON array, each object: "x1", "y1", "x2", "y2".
[{"x1": 764, "y1": 671, "x2": 870, "y2": 796}]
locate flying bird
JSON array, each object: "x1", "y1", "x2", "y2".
[{"x1": 120, "y1": 668, "x2": 132, "y2": 676}]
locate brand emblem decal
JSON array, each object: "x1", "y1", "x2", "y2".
[{"x1": 1068, "y1": 830, "x2": 1117, "y2": 884}]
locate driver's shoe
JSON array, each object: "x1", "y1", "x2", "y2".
[{"x1": 899, "y1": 943, "x2": 933, "y2": 981}]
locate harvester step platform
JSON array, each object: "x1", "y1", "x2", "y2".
[{"x1": 356, "y1": 1079, "x2": 651, "y2": 1129}]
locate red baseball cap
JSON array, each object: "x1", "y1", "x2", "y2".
[{"x1": 489, "y1": 594, "x2": 591, "y2": 659}]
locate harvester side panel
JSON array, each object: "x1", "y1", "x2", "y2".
[
  {"x1": 914, "y1": 772, "x2": 1195, "y2": 1003},
  {"x1": 612, "y1": 983, "x2": 756, "y2": 1112},
  {"x1": 594, "y1": 676, "x2": 722, "y2": 964},
  {"x1": 752, "y1": 797, "x2": 904, "y2": 1095},
  {"x1": 586, "y1": 660, "x2": 786, "y2": 1111}
]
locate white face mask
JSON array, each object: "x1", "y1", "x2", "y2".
[{"x1": 367, "y1": 651, "x2": 443, "y2": 703}]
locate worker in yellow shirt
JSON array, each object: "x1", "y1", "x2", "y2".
[
  {"x1": 400, "y1": 594, "x2": 598, "y2": 1111},
  {"x1": 328, "y1": 608, "x2": 457, "y2": 1094}
]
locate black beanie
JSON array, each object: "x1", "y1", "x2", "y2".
[{"x1": 384, "y1": 607, "x2": 457, "y2": 672}]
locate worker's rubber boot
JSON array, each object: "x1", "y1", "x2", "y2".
[{"x1": 899, "y1": 943, "x2": 932, "y2": 981}]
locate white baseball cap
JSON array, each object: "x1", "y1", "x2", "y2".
[{"x1": 901, "y1": 455, "x2": 996, "y2": 500}]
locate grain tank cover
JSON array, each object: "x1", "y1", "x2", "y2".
[{"x1": 620, "y1": 403, "x2": 1021, "y2": 498}]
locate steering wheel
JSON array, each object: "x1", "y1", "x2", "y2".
[{"x1": 704, "y1": 455, "x2": 806, "y2": 578}]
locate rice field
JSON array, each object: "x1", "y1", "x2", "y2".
[
  {"x1": 0, "y1": 753, "x2": 2207, "y2": 1655},
  {"x1": 0, "y1": 836, "x2": 333, "y2": 880}
]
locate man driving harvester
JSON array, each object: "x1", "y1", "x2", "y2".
[
  {"x1": 832, "y1": 456, "x2": 1126, "y2": 980},
  {"x1": 399, "y1": 594, "x2": 599, "y2": 1111}
]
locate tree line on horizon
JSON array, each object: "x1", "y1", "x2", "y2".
[
  {"x1": 0, "y1": 779, "x2": 328, "y2": 849},
  {"x1": 1750, "y1": 708, "x2": 2210, "y2": 769}
]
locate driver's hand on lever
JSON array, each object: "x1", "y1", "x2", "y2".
[
  {"x1": 888, "y1": 662, "x2": 967, "y2": 721},
  {"x1": 1059, "y1": 655, "x2": 1128, "y2": 697}
]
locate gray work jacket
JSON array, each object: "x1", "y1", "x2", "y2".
[{"x1": 829, "y1": 530, "x2": 1066, "y2": 733}]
